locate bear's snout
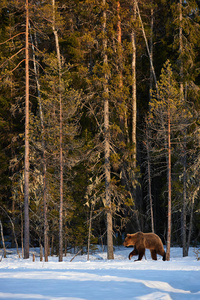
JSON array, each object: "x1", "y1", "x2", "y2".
[{"x1": 123, "y1": 240, "x2": 129, "y2": 247}]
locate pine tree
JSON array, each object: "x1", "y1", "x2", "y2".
[
  {"x1": 24, "y1": 0, "x2": 30, "y2": 260},
  {"x1": 149, "y1": 60, "x2": 190, "y2": 260}
]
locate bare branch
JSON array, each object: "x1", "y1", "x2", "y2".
[
  {"x1": 0, "y1": 48, "x2": 25, "y2": 69},
  {"x1": 0, "y1": 32, "x2": 25, "y2": 45}
]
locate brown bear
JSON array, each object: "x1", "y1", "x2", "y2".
[{"x1": 123, "y1": 231, "x2": 166, "y2": 261}]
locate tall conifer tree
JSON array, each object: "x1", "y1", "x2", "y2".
[{"x1": 24, "y1": 0, "x2": 30, "y2": 260}]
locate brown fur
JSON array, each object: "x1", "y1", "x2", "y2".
[{"x1": 123, "y1": 232, "x2": 166, "y2": 261}]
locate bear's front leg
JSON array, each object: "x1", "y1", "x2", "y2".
[
  {"x1": 135, "y1": 247, "x2": 145, "y2": 261},
  {"x1": 128, "y1": 247, "x2": 138, "y2": 260}
]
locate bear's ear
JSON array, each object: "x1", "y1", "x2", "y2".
[{"x1": 127, "y1": 233, "x2": 131, "y2": 237}]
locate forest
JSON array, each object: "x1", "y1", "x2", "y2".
[{"x1": 0, "y1": 0, "x2": 200, "y2": 261}]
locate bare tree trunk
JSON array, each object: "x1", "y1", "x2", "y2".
[
  {"x1": 186, "y1": 189, "x2": 198, "y2": 253},
  {"x1": 21, "y1": 210, "x2": 24, "y2": 257},
  {"x1": 58, "y1": 57, "x2": 63, "y2": 263},
  {"x1": 145, "y1": 125, "x2": 154, "y2": 233},
  {"x1": 149, "y1": 5, "x2": 154, "y2": 96},
  {"x1": 43, "y1": 166, "x2": 48, "y2": 262},
  {"x1": 103, "y1": 0, "x2": 114, "y2": 260},
  {"x1": 87, "y1": 206, "x2": 93, "y2": 261},
  {"x1": 130, "y1": 1, "x2": 141, "y2": 231},
  {"x1": 52, "y1": 0, "x2": 63, "y2": 262},
  {"x1": 0, "y1": 206, "x2": 20, "y2": 258},
  {"x1": 136, "y1": 0, "x2": 158, "y2": 92},
  {"x1": 0, "y1": 221, "x2": 6, "y2": 258},
  {"x1": 166, "y1": 103, "x2": 172, "y2": 261},
  {"x1": 182, "y1": 142, "x2": 187, "y2": 256},
  {"x1": 147, "y1": 5, "x2": 154, "y2": 233},
  {"x1": 131, "y1": 1, "x2": 137, "y2": 167},
  {"x1": 117, "y1": 1, "x2": 129, "y2": 140},
  {"x1": 179, "y1": 0, "x2": 184, "y2": 97},
  {"x1": 117, "y1": 1, "x2": 122, "y2": 88},
  {"x1": 40, "y1": 243, "x2": 43, "y2": 261},
  {"x1": 24, "y1": 0, "x2": 30, "y2": 260}
]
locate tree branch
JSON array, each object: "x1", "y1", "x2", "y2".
[{"x1": 0, "y1": 32, "x2": 25, "y2": 45}]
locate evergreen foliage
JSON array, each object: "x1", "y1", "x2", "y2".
[{"x1": 0, "y1": 0, "x2": 199, "y2": 259}]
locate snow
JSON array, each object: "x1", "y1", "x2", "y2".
[{"x1": 0, "y1": 247, "x2": 200, "y2": 300}]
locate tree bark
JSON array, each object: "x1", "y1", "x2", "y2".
[
  {"x1": 150, "y1": 5, "x2": 154, "y2": 96},
  {"x1": 103, "y1": 0, "x2": 114, "y2": 260},
  {"x1": 0, "y1": 220, "x2": 6, "y2": 258},
  {"x1": 87, "y1": 205, "x2": 93, "y2": 261},
  {"x1": 131, "y1": 1, "x2": 137, "y2": 167},
  {"x1": 145, "y1": 124, "x2": 154, "y2": 233},
  {"x1": 52, "y1": 0, "x2": 63, "y2": 262},
  {"x1": 182, "y1": 141, "x2": 187, "y2": 256},
  {"x1": 24, "y1": 0, "x2": 30, "y2": 260},
  {"x1": 147, "y1": 5, "x2": 154, "y2": 233},
  {"x1": 166, "y1": 102, "x2": 171, "y2": 261}
]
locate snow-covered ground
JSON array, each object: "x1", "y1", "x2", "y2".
[{"x1": 0, "y1": 246, "x2": 200, "y2": 300}]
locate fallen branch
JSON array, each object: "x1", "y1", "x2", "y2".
[{"x1": 70, "y1": 249, "x2": 82, "y2": 262}]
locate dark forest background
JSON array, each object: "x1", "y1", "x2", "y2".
[{"x1": 0, "y1": 0, "x2": 200, "y2": 259}]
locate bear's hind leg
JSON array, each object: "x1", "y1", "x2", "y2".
[{"x1": 150, "y1": 249, "x2": 157, "y2": 260}]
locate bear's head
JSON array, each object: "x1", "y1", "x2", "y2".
[{"x1": 123, "y1": 233, "x2": 138, "y2": 247}]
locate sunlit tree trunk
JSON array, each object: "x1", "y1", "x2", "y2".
[
  {"x1": 148, "y1": 4, "x2": 154, "y2": 233},
  {"x1": 166, "y1": 102, "x2": 171, "y2": 261},
  {"x1": 24, "y1": 0, "x2": 30, "y2": 260},
  {"x1": 145, "y1": 121, "x2": 154, "y2": 233},
  {"x1": 150, "y1": 5, "x2": 154, "y2": 96},
  {"x1": 52, "y1": 0, "x2": 63, "y2": 262},
  {"x1": 136, "y1": 0, "x2": 157, "y2": 92},
  {"x1": 0, "y1": 220, "x2": 6, "y2": 258},
  {"x1": 117, "y1": 1, "x2": 122, "y2": 88},
  {"x1": 103, "y1": 0, "x2": 114, "y2": 260},
  {"x1": 131, "y1": 0, "x2": 136, "y2": 166}
]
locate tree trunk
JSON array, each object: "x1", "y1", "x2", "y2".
[
  {"x1": 103, "y1": 0, "x2": 114, "y2": 260},
  {"x1": 150, "y1": 6, "x2": 154, "y2": 96},
  {"x1": 117, "y1": 1, "x2": 129, "y2": 140},
  {"x1": 52, "y1": 0, "x2": 63, "y2": 262},
  {"x1": 130, "y1": 1, "x2": 141, "y2": 231},
  {"x1": 136, "y1": 0, "x2": 158, "y2": 92},
  {"x1": 24, "y1": 0, "x2": 30, "y2": 260},
  {"x1": 186, "y1": 191, "x2": 197, "y2": 253},
  {"x1": 0, "y1": 206, "x2": 20, "y2": 258},
  {"x1": 131, "y1": 1, "x2": 137, "y2": 167},
  {"x1": 117, "y1": 1, "x2": 122, "y2": 88},
  {"x1": 21, "y1": 211, "x2": 24, "y2": 257},
  {"x1": 145, "y1": 124, "x2": 154, "y2": 233},
  {"x1": 179, "y1": 0, "x2": 184, "y2": 97},
  {"x1": 0, "y1": 220, "x2": 6, "y2": 258},
  {"x1": 30, "y1": 25, "x2": 49, "y2": 262},
  {"x1": 166, "y1": 103, "x2": 172, "y2": 261},
  {"x1": 87, "y1": 206, "x2": 93, "y2": 261},
  {"x1": 182, "y1": 142, "x2": 187, "y2": 256},
  {"x1": 148, "y1": 5, "x2": 154, "y2": 233},
  {"x1": 179, "y1": 0, "x2": 187, "y2": 257}
]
